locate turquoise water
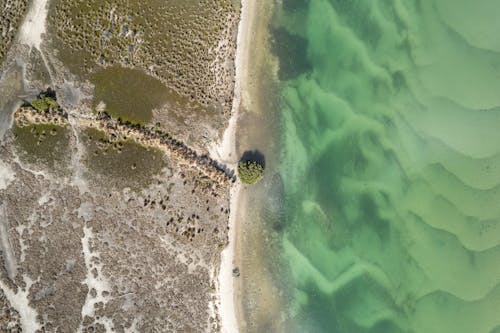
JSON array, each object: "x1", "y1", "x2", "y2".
[{"x1": 271, "y1": 1, "x2": 500, "y2": 332}]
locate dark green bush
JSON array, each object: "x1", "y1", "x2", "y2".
[
  {"x1": 30, "y1": 94, "x2": 59, "y2": 112},
  {"x1": 238, "y1": 160, "x2": 264, "y2": 185}
]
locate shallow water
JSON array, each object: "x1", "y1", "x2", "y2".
[
  {"x1": 92, "y1": 67, "x2": 171, "y2": 124},
  {"x1": 269, "y1": 1, "x2": 500, "y2": 332}
]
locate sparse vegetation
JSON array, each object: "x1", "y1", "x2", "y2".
[
  {"x1": 0, "y1": 0, "x2": 28, "y2": 63},
  {"x1": 50, "y1": 0, "x2": 238, "y2": 114},
  {"x1": 12, "y1": 123, "x2": 70, "y2": 174},
  {"x1": 81, "y1": 127, "x2": 167, "y2": 190},
  {"x1": 238, "y1": 160, "x2": 264, "y2": 185}
]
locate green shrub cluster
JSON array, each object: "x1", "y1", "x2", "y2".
[
  {"x1": 30, "y1": 94, "x2": 59, "y2": 112},
  {"x1": 238, "y1": 160, "x2": 264, "y2": 185}
]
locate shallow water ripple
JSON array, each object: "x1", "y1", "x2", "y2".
[{"x1": 273, "y1": 0, "x2": 500, "y2": 332}]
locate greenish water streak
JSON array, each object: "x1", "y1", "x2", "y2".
[
  {"x1": 92, "y1": 67, "x2": 170, "y2": 124},
  {"x1": 273, "y1": 1, "x2": 500, "y2": 332}
]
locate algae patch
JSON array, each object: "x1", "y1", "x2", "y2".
[{"x1": 92, "y1": 67, "x2": 169, "y2": 124}]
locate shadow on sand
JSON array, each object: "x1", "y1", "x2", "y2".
[{"x1": 240, "y1": 150, "x2": 266, "y2": 168}]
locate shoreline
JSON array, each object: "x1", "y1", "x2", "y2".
[{"x1": 217, "y1": 0, "x2": 257, "y2": 332}]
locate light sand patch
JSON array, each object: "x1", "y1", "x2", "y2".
[
  {"x1": 69, "y1": 124, "x2": 89, "y2": 195},
  {"x1": 37, "y1": 191, "x2": 51, "y2": 206},
  {"x1": 15, "y1": 224, "x2": 28, "y2": 263},
  {"x1": 79, "y1": 226, "x2": 113, "y2": 331},
  {"x1": 18, "y1": 0, "x2": 49, "y2": 50},
  {"x1": 216, "y1": 0, "x2": 260, "y2": 331},
  {"x1": 0, "y1": 160, "x2": 15, "y2": 190},
  {"x1": 218, "y1": 183, "x2": 242, "y2": 333},
  {"x1": 0, "y1": 276, "x2": 41, "y2": 333}
]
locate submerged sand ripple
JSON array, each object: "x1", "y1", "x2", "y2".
[{"x1": 272, "y1": 0, "x2": 500, "y2": 332}]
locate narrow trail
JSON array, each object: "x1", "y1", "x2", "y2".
[
  {"x1": 17, "y1": 0, "x2": 55, "y2": 85},
  {"x1": 14, "y1": 106, "x2": 237, "y2": 186}
]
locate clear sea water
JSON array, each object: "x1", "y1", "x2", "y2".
[{"x1": 268, "y1": 0, "x2": 500, "y2": 332}]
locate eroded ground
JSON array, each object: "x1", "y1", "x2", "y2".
[{"x1": 0, "y1": 0, "x2": 240, "y2": 331}]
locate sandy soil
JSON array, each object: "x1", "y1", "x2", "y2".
[
  {"x1": 216, "y1": 0, "x2": 260, "y2": 331},
  {"x1": 1, "y1": 1, "x2": 238, "y2": 331},
  {"x1": 218, "y1": 183, "x2": 242, "y2": 333},
  {"x1": 222, "y1": 0, "x2": 284, "y2": 331},
  {"x1": 17, "y1": 0, "x2": 49, "y2": 50},
  {"x1": 215, "y1": 0, "x2": 284, "y2": 330},
  {"x1": 2, "y1": 0, "x2": 241, "y2": 330}
]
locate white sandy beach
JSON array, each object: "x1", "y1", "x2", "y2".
[
  {"x1": 218, "y1": 183, "x2": 241, "y2": 333},
  {"x1": 217, "y1": 0, "x2": 258, "y2": 332}
]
